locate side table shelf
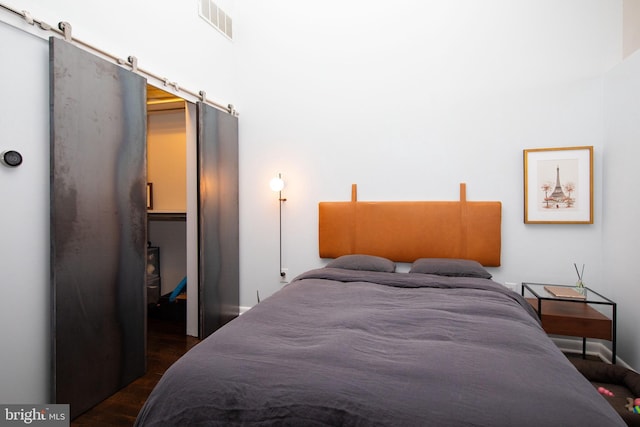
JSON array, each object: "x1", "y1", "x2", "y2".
[{"x1": 522, "y1": 282, "x2": 617, "y2": 364}]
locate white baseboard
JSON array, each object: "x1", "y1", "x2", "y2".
[{"x1": 551, "y1": 336, "x2": 634, "y2": 370}]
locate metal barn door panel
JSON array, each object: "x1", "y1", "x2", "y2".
[
  {"x1": 197, "y1": 103, "x2": 239, "y2": 339},
  {"x1": 50, "y1": 37, "x2": 147, "y2": 418}
]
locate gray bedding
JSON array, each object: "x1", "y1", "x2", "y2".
[{"x1": 135, "y1": 268, "x2": 624, "y2": 426}]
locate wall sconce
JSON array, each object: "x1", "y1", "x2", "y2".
[
  {"x1": 270, "y1": 173, "x2": 287, "y2": 278},
  {"x1": 269, "y1": 175, "x2": 285, "y2": 193}
]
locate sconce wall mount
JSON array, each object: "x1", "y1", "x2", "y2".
[{"x1": 271, "y1": 173, "x2": 287, "y2": 278}]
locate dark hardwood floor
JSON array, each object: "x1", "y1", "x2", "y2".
[{"x1": 72, "y1": 314, "x2": 199, "y2": 426}]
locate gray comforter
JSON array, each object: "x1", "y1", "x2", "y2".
[{"x1": 135, "y1": 268, "x2": 624, "y2": 426}]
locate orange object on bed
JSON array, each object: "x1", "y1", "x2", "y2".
[{"x1": 318, "y1": 183, "x2": 502, "y2": 266}]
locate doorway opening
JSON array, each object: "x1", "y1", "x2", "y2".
[{"x1": 146, "y1": 85, "x2": 193, "y2": 334}]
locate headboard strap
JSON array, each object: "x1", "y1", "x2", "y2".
[{"x1": 459, "y1": 183, "x2": 469, "y2": 260}]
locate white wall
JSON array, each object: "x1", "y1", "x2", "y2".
[
  {"x1": 623, "y1": 0, "x2": 640, "y2": 57},
  {"x1": 603, "y1": 50, "x2": 640, "y2": 369},
  {"x1": 0, "y1": 21, "x2": 50, "y2": 403},
  {"x1": 234, "y1": 0, "x2": 622, "y2": 305},
  {"x1": 0, "y1": 0, "x2": 237, "y2": 403},
  {"x1": 1, "y1": 0, "x2": 636, "y2": 404},
  {"x1": 11, "y1": 0, "x2": 237, "y2": 106}
]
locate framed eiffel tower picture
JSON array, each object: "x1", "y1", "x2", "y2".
[{"x1": 524, "y1": 146, "x2": 593, "y2": 224}]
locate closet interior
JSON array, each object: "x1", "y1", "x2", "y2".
[{"x1": 146, "y1": 85, "x2": 188, "y2": 326}]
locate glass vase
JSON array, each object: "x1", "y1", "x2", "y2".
[{"x1": 575, "y1": 280, "x2": 587, "y2": 297}]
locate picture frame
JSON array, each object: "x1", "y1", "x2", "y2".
[
  {"x1": 523, "y1": 146, "x2": 593, "y2": 224},
  {"x1": 147, "y1": 183, "x2": 153, "y2": 210}
]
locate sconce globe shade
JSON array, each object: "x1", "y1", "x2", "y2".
[{"x1": 270, "y1": 176, "x2": 285, "y2": 192}]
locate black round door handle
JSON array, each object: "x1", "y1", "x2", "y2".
[{"x1": 1, "y1": 150, "x2": 23, "y2": 167}]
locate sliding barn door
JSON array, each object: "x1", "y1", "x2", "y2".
[
  {"x1": 197, "y1": 102, "x2": 239, "y2": 338},
  {"x1": 50, "y1": 38, "x2": 147, "y2": 418}
]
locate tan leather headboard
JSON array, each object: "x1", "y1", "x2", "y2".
[{"x1": 319, "y1": 183, "x2": 501, "y2": 266}]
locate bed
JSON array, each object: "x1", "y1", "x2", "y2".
[{"x1": 135, "y1": 186, "x2": 625, "y2": 426}]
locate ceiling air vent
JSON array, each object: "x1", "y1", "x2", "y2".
[{"x1": 199, "y1": 0, "x2": 233, "y2": 40}]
